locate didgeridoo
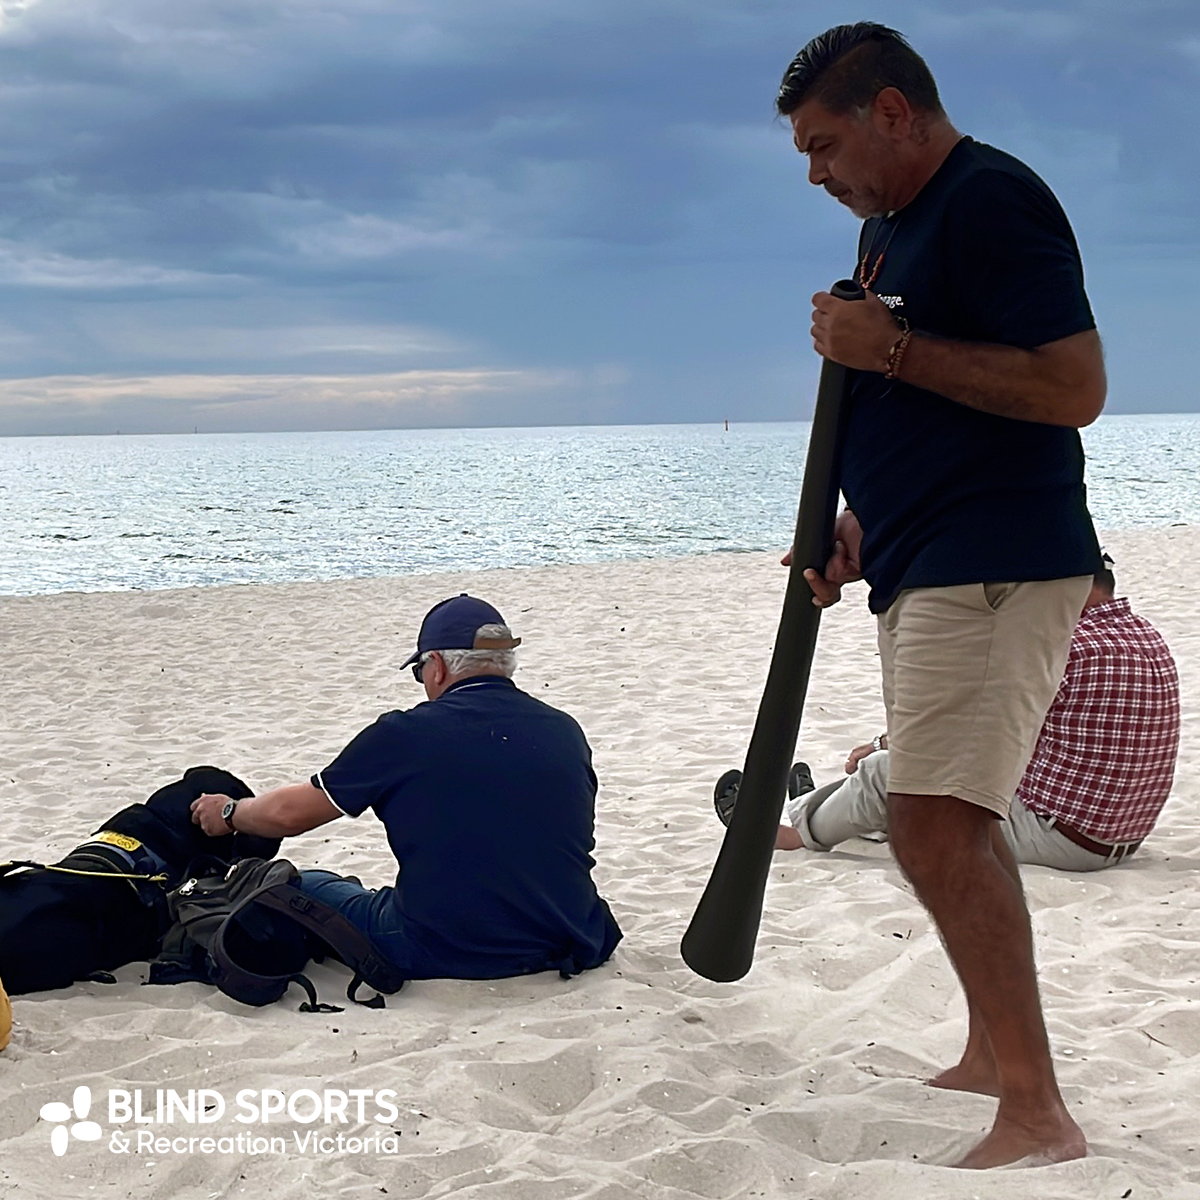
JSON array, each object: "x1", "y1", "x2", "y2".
[{"x1": 680, "y1": 278, "x2": 864, "y2": 982}]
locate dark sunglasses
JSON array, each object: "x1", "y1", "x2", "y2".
[{"x1": 411, "y1": 653, "x2": 436, "y2": 683}]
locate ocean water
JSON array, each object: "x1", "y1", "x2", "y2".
[{"x1": 1, "y1": 415, "x2": 1196, "y2": 597}]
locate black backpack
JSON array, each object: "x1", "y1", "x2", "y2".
[{"x1": 148, "y1": 858, "x2": 405, "y2": 1012}]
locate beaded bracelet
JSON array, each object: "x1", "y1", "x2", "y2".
[{"x1": 884, "y1": 318, "x2": 913, "y2": 380}]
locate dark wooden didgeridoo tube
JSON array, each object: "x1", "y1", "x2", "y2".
[{"x1": 680, "y1": 278, "x2": 864, "y2": 983}]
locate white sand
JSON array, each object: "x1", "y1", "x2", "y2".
[{"x1": 1, "y1": 528, "x2": 1198, "y2": 1198}]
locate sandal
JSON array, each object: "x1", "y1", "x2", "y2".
[
  {"x1": 788, "y1": 761, "x2": 815, "y2": 799},
  {"x1": 714, "y1": 762, "x2": 814, "y2": 827},
  {"x1": 713, "y1": 769, "x2": 742, "y2": 828}
]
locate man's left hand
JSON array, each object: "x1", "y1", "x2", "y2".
[
  {"x1": 191, "y1": 793, "x2": 234, "y2": 837},
  {"x1": 811, "y1": 290, "x2": 900, "y2": 371}
]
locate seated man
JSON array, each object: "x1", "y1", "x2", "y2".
[
  {"x1": 192, "y1": 594, "x2": 622, "y2": 980},
  {"x1": 759, "y1": 560, "x2": 1180, "y2": 870}
]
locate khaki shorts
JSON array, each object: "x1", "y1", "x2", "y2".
[{"x1": 877, "y1": 577, "x2": 1091, "y2": 817}]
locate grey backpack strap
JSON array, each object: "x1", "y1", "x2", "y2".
[{"x1": 247, "y1": 885, "x2": 406, "y2": 1003}]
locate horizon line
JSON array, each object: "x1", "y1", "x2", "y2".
[{"x1": 2, "y1": 409, "x2": 1196, "y2": 440}]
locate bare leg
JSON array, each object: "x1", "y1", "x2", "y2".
[
  {"x1": 775, "y1": 824, "x2": 802, "y2": 850},
  {"x1": 888, "y1": 793, "x2": 1085, "y2": 1170},
  {"x1": 928, "y1": 826, "x2": 1018, "y2": 1096}
]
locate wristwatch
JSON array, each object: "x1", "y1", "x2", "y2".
[
  {"x1": 220, "y1": 799, "x2": 240, "y2": 832},
  {"x1": 872, "y1": 734, "x2": 886, "y2": 753}
]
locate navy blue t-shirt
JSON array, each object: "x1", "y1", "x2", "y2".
[
  {"x1": 841, "y1": 137, "x2": 1102, "y2": 613},
  {"x1": 312, "y1": 676, "x2": 622, "y2": 980}
]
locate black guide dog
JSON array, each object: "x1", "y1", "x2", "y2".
[{"x1": 0, "y1": 766, "x2": 280, "y2": 995}]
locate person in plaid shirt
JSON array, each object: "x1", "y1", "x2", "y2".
[{"x1": 766, "y1": 557, "x2": 1180, "y2": 869}]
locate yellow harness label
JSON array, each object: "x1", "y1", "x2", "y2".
[{"x1": 93, "y1": 831, "x2": 143, "y2": 852}]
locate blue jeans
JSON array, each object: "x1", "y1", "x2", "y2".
[{"x1": 296, "y1": 869, "x2": 418, "y2": 973}]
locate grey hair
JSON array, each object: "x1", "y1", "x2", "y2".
[{"x1": 428, "y1": 623, "x2": 518, "y2": 678}]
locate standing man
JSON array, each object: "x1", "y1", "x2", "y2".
[{"x1": 777, "y1": 24, "x2": 1105, "y2": 1168}]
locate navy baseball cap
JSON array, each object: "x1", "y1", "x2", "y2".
[{"x1": 401, "y1": 594, "x2": 521, "y2": 667}]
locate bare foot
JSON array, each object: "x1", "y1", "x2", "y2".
[
  {"x1": 928, "y1": 1060, "x2": 1000, "y2": 1097},
  {"x1": 954, "y1": 1110, "x2": 1086, "y2": 1169}
]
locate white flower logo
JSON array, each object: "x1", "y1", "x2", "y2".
[{"x1": 40, "y1": 1086, "x2": 103, "y2": 1156}]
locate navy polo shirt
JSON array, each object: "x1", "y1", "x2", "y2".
[
  {"x1": 312, "y1": 676, "x2": 621, "y2": 980},
  {"x1": 842, "y1": 137, "x2": 1102, "y2": 613}
]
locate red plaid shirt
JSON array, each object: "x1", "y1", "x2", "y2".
[{"x1": 1015, "y1": 597, "x2": 1180, "y2": 843}]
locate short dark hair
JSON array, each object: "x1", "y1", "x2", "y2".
[{"x1": 776, "y1": 23, "x2": 943, "y2": 118}]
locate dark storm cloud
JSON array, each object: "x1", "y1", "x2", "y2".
[{"x1": 0, "y1": 0, "x2": 1196, "y2": 432}]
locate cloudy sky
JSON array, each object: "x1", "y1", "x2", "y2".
[{"x1": 0, "y1": 0, "x2": 1195, "y2": 435}]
